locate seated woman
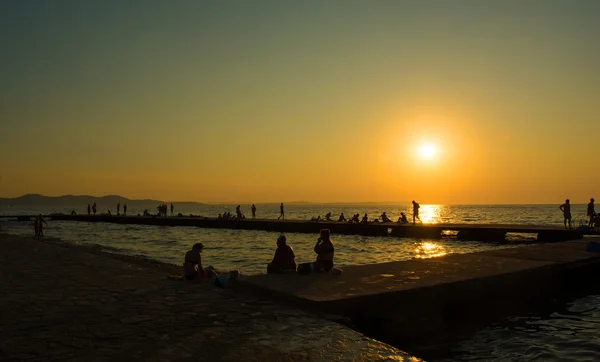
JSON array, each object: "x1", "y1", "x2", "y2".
[
  {"x1": 183, "y1": 243, "x2": 217, "y2": 282},
  {"x1": 397, "y1": 212, "x2": 409, "y2": 224},
  {"x1": 338, "y1": 213, "x2": 347, "y2": 222},
  {"x1": 313, "y1": 228, "x2": 335, "y2": 272},
  {"x1": 361, "y1": 213, "x2": 369, "y2": 224},
  {"x1": 380, "y1": 212, "x2": 391, "y2": 222},
  {"x1": 267, "y1": 235, "x2": 297, "y2": 274}
]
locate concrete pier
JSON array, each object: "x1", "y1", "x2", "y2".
[
  {"x1": 237, "y1": 238, "x2": 600, "y2": 348},
  {"x1": 43, "y1": 214, "x2": 590, "y2": 242}
]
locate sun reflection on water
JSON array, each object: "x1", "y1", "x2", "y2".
[
  {"x1": 414, "y1": 241, "x2": 447, "y2": 259},
  {"x1": 417, "y1": 204, "x2": 444, "y2": 224}
]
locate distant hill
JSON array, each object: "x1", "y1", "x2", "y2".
[{"x1": 0, "y1": 194, "x2": 203, "y2": 207}]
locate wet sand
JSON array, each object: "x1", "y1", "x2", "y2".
[{"x1": 0, "y1": 233, "x2": 419, "y2": 362}]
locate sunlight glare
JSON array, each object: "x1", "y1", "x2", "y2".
[{"x1": 418, "y1": 144, "x2": 436, "y2": 160}]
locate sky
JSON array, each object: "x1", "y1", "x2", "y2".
[{"x1": 1, "y1": 0, "x2": 599, "y2": 204}]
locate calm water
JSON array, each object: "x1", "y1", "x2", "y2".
[{"x1": 1, "y1": 202, "x2": 598, "y2": 361}]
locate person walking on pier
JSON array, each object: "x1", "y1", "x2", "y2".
[
  {"x1": 251, "y1": 204, "x2": 257, "y2": 218},
  {"x1": 588, "y1": 198, "x2": 596, "y2": 229},
  {"x1": 170, "y1": 203, "x2": 174, "y2": 216},
  {"x1": 117, "y1": 203, "x2": 121, "y2": 215},
  {"x1": 278, "y1": 203, "x2": 285, "y2": 220},
  {"x1": 87, "y1": 204, "x2": 91, "y2": 216},
  {"x1": 92, "y1": 203, "x2": 97, "y2": 215},
  {"x1": 412, "y1": 201, "x2": 421, "y2": 224},
  {"x1": 559, "y1": 199, "x2": 572, "y2": 230},
  {"x1": 123, "y1": 204, "x2": 127, "y2": 216}
]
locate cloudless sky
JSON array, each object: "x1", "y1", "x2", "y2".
[{"x1": 1, "y1": 0, "x2": 599, "y2": 203}]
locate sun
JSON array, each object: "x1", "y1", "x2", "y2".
[{"x1": 418, "y1": 143, "x2": 436, "y2": 160}]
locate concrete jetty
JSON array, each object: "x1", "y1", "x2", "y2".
[
  {"x1": 0, "y1": 233, "x2": 419, "y2": 361},
  {"x1": 43, "y1": 214, "x2": 591, "y2": 242},
  {"x1": 237, "y1": 238, "x2": 600, "y2": 349}
]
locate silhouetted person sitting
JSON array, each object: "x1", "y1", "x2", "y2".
[
  {"x1": 397, "y1": 212, "x2": 408, "y2": 224},
  {"x1": 311, "y1": 215, "x2": 321, "y2": 221},
  {"x1": 71, "y1": 210, "x2": 76, "y2": 215},
  {"x1": 183, "y1": 243, "x2": 217, "y2": 282},
  {"x1": 338, "y1": 213, "x2": 347, "y2": 222},
  {"x1": 267, "y1": 235, "x2": 296, "y2": 274},
  {"x1": 313, "y1": 229, "x2": 335, "y2": 272},
  {"x1": 559, "y1": 199, "x2": 572, "y2": 230},
  {"x1": 380, "y1": 212, "x2": 391, "y2": 222},
  {"x1": 325, "y1": 212, "x2": 332, "y2": 221},
  {"x1": 361, "y1": 213, "x2": 369, "y2": 224},
  {"x1": 350, "y1": 214, "x2": 360, "y2": 224}
]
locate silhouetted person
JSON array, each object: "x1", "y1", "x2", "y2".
[
  {"x1": 325, "y1": 212, "x2": 332, "y2": 221},
  {"x1": 36, "y1": 214, "x2": 47, "y2": 239},
  {"x1": 278, "y1": 203, "x2": 285, "y2": 220},
  {"x1": 183, "y1": 243, "x2": 216, "y2": 282},
  {"x1": 338, "y1": 213, "x2": 347, "y2": 222},
  {"x1": 171, "y1": 203, "x2": 174, "y2": 216},
  {"x1": 559, "y1": 199, "x2": 572, "y2": 230},
  {"x1": 267, "y1": 235, "x2": 297, "y2": 274},
  {"x1": 123, "y1": 204, "x2": 127, "y2": 215},
  {"x1": 313, "y1": 229, "x2": 335, "y2": 272},
  {"x1": 412, "y1": 200, "x2": 421, "y2": 224},
  {"x1": 71, "y1": 210, "x2": 76, "y2": 215},
  {"x1": 588, "y1": 198, "x2": 595, "y2": 229},
  {"x1": 117, "y1": 203, "x2": 121, "y2": 215},
  {"x1": 351, "y1": 214, "x2": 360, "y2": 224},
  {"x1": 92, "y1": 203, "x2": 97, "y2": 215},
  {"x1": 361, "y1": 213, "x2": 368, "y2": 224},
  {"x1": 380, "y1": 212, "x2": 391, "y2": 222},
  {"x1": 236, "y1": 205, "x2": 243, "y2": 219},
  {"x1": 251, "y1": 204, "x2": 257, "y2": 218},
  {"x1": 398, "y1": 212, "x2": 408, "y2": 224},
  {"x1": 87, "y1": 204, "x2": 91, "y2": 216}
]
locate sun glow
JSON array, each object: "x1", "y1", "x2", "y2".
[{"x1": 418, "y1": 143, "x2": 436, "y2": 160}]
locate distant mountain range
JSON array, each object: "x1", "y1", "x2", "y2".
[{"x1": 0, "y1": 194, "x2": 200, "y2": 206}]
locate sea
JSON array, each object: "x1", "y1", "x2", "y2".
[{"x1": 1, "y1": 202, "x2": 599, "y2": 361}]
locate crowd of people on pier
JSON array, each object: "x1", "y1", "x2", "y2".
[{"x1": 182, "y1": 228, "x2": 337, "y2": 282}]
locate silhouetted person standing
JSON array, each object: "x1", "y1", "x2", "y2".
[
  {"x1": 117, "y1": 203, "x2": 121, "y2": 215},
  {"x1": 36, "y1": 214, "x2": 47, "y2": 239},
  {"x1": 559, "y1": 199, "x2": 572, "y2": 230},
  {"x1": 123, "y1": 204, "x2": 127, "y2": 216},
  {"x1": 170, "y1": 203, "x2": 174, "y2": 216},
  {"x1": 87, "y1": 204, "x2": 91, "y2": 216},
  {"x1": 278, "y1": 203, "x2": 285, "y2": 220},
  {"x1": 587, "y1": 198, "x2": 595, "y2": 229},
  {"x1": 92, "y1": 203, "x2": 97, "y2": 215},
  {"x1": 412, "y1": 200, "x2": 421, "y2": 224},
  {"x1": 251, "y1": 204, "x2": 257, "y2": 218}
]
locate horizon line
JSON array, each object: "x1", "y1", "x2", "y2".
[{"x1": 0, "y1": 193, "x2": 592, "y2": 206}]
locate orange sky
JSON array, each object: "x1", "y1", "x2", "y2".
[{"x1": 1, "y1": 1, "x2": 599, "y2": 204}]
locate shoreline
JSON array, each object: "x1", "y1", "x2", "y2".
[{"x1": 0, "y1": 232, "x2": 420, "y2": 361}]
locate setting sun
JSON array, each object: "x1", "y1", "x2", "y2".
[{"x1": 418, "y1": 144, "x2": 436, "y2": 160}]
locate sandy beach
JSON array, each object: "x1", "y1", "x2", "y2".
[{"x1": 0, "y1": 233, "x2": 418, "y2": 362}]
